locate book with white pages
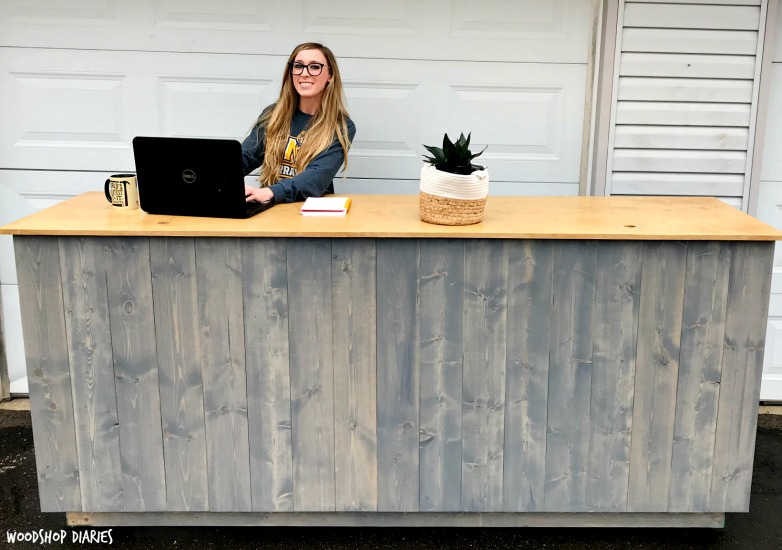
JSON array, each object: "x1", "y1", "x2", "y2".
[{"x1": 300, "y1": 196, "x2": 352, "y2": 216}]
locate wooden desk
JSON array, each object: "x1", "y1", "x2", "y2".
[
  {"x1": 3, "y1": 192, "x2": 779, "y2": 239},
  {"x1": 3, "y1": 193, "x2": 781, "y2": 528}
]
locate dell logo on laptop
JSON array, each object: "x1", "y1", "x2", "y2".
[{"x1": 182, "y1": 169, "x2": 196, "y2": 183}]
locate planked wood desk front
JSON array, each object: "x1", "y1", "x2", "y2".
[{"x1": 3, "y1": 192, "x2": 781, "y2": 528}]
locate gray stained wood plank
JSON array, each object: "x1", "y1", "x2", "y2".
[
  {"x1": 332, "y1": 239, "x2": 378, "y2": 512},
  {"x1": 461, "y1": 239, "x2": 509, "y2": 512},
  {"x1": 669, "y1": 242, "x2": 729, "y2": 512},
  {"x1": 376, "y1": 239, "x2": 420, "y2": 512},
  {"x1": 195, "y1": 238, "x2": 252, "y2": 512},
  {"x1": 14, "y1": 236, "x2": 81, "y2": 512},
  {"x1": 59, "y1": 237, "x2": 123, "y2": 511},
  {"x1": 241, "y1": 238, "x2": 293, "y2": 512},
  {"x1": 287, "y1": 239, "x2": 336, "y2": 511},
  {"x1": 587, "y1": 242, "x2": 642, "y2": 512},
  {"x1": 628, "y1": 241, "x2": 687, "y2": 512},
  {"x1": 150, "y1": 238, "x2": 209, "y2": 511},
  {"x1": 711, "y1": 242, "x2": 774, "y2": 512},
  {"x1": 418, "y1": 239, "x2": 464, "y2": 512},
  {"x1": 544, "y1": 241, "x2": 597, "y2": 512},
  {"x1": 503, "y1": 240, "x2": 554, "y2": 512},
  {"x1": 104, "y1": 237, "x2": 166, "y2": 511}
]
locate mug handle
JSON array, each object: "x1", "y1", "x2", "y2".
[{"x1": 104, "y1": 179, "x2": 112, "y2": 202}]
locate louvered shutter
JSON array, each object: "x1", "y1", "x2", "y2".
[{"x1": 605, "y1": 0, "x2": 765, "y2": 209}]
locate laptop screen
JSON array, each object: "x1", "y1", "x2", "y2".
[{"x1": 132, "y1": 136, "x2": 269, "y2": 219}]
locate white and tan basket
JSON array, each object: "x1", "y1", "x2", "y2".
[{"x1": 419, "y1": 164, "x2": 489, "y2": 225}]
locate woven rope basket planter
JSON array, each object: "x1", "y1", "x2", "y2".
[{"x1": 419, "y1": 164, "x2": 489, "y2": 225}]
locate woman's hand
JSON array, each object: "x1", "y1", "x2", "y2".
[{"x1": 245, "y1": 185, "x2": 274, "y2": 203}]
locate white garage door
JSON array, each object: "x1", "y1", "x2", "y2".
[{"x1": 0, "y1": 1, "x2": 596, "y2": 393}]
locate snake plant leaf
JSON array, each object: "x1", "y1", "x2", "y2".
[
  {"x1": 470, "y1": 145, "x2": 488, "y2": 160},
  {"x1": 423, "y1": 144, "x2": 446, "y2": 164},
  {"x1": 422, "y1": 132, "x2": 487, "y2": 175},
  {"x1": 443, "y1": 135, "x2": 457, "y2": 159}
]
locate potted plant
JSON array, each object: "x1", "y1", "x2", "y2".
[{"x1": 419, "y1": 132, "x2": 489, "y2": 225}]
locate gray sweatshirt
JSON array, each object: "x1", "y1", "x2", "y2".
[{"x1": 241, "y1": 107, "x2": 356, "y2": 203}]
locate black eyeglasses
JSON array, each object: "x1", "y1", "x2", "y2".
[{"x1": 290, "y1": 62, "x2": 328, "y2": 76}]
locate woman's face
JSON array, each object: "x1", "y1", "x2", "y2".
[{"x1": 291, "y1": 48, "x2": 330, "y2": 106}]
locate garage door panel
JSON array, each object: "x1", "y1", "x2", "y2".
[
  {"x1": 344, "y1": 80, "x2": 422, "y2": 181},
  {"x1": 1, "y1": 49, "x2": 586, "y2": 185},
  {"x1": 442, "y1": 84, "x2": 574, "y2": 182},
  {"x1": 345, "y1": 60, "x2": 586, "y2": 183},
  {"x1": 159, "y1": 76, "x2": 275, "y2": 138},
  {"x1": 0, "y1": 0, "x2": 278, "y2": 32},
  {"x1": 0, "y1": 0, "x2": 592, "y2": 63},
  {"x1": 0, "y1": 48, "x2": 283, "y2": 170},
  {"x1": 302, "y1": 0, "x2": 424, "y2": 36},
  {"x1": 0, "y1": 0, "x2": 129, "y2": 27},
  {"x1": 8, "y1": 70, "x2": 131, "y2": 156},
  {"x1": 0, "y1": 51, "x2": 140, "y2": 170},
  {"x1": 450, "y1": 0, "x2": 584, "y2": 41},
  {"x1": 154, "y1": 0, "x2": 275, "y2": 31}
]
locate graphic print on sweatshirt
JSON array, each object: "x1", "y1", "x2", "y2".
[{"x1": 279, "y1": 130, "x2": 305, "y2": 179}]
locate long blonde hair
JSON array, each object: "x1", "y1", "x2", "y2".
[{"x1": 258, "y1": 42, "x2": 351, "y2": 187}]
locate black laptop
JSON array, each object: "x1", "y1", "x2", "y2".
[{"x1": 132, "y1": 136, "x2": 273, "y2": 219}]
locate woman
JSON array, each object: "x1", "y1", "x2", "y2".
[{"x1": 243, "y1": 42, "x2": 356, "y2": 204}]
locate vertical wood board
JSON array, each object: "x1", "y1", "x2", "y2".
[
  {"x1": 544, "y1": 241, "x2": 597, "y2": 511},
  {"x1": 195, "y1": 238, "x2": 252, "y2": 512},
  {"x1": 587, "y1": 241, "x2": 642, "y2": 512},
  {"x1": 669, "y1": 242, "x2": 730, "y2": 512},
  {"x1": 14, "y1": 236, "x2": 81, "y2": 512},
  {"x1": 418, "y1": 239, "x2": 464, "y2": 512},
  {"x1": 503, "y1": 240, "x2": 554, "y2": 512},
  {"x1": 628, "y1": 242, "x2": 687, "y2": 512},
  {"x1": 376, "y1": 239, "x2": 420, "y2": 512},
  {"x1": 150, "y1": 238, "x2": 209, "y2": 511},
  {"x1": 711, "y1": 242, "x2": 774, "y2": 511},
  {"x1": 461, "y1": 240, "x2": 509, "y2": 512},
  {"x1": 332, "y1": 239, "x2": 378, "y2": 512},
  {"x1": 104, "y1": 237, "x2": 166, "y2": 511},
  {"x1": 59, "y1": 237, "x2": 123, "y2": 511},
  {"x1": 287, "y1": 239, "x2": 336, "y2": 512},
  {"x1": 241, "y1": 238, "x2": 293, "y2": 512}
]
